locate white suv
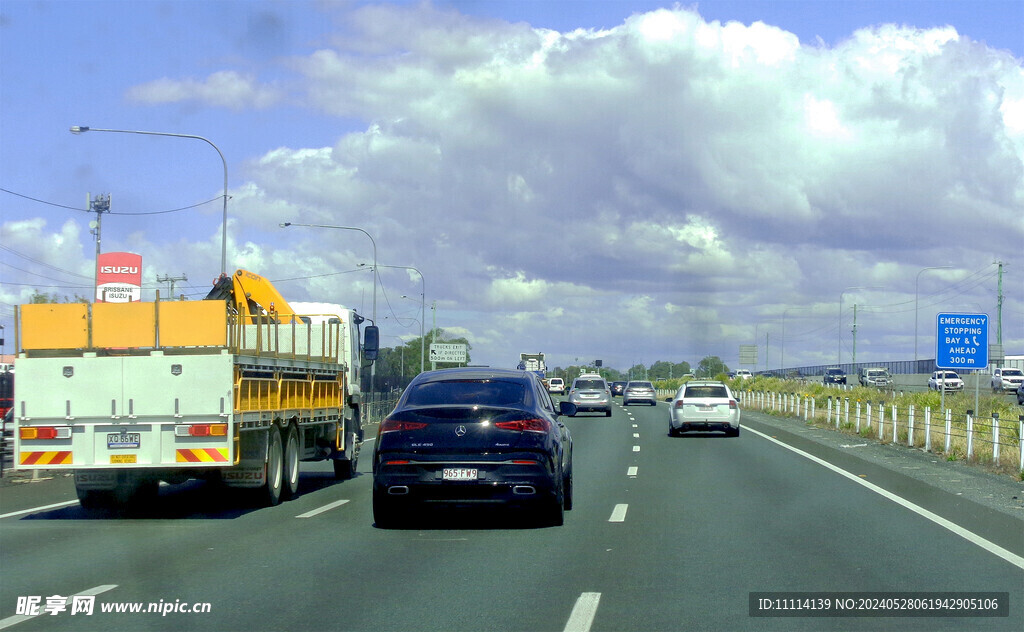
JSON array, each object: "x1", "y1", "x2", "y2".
[
  {"x1": 668, "y1": 380, "x2": 740, "y2": 437},
  {"x1": 991, "y1": 368, "x2": 1024, "y2": 392},
  {"x1": 547, "y1": 377, "x2": 565, "y2": 395}
]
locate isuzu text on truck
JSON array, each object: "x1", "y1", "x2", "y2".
[{"x1": 12, "y1": 269, "x2": 378, "y2": 509}]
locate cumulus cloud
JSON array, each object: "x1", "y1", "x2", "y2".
[
  {"x1": 223, "y1": 4, "x2": 1021, "y2": 367},
  {"x1": 13, "y1": 3, "x2": 1017, "y2": 370},
  {"x1": 126, "y1": 70, "x2": 282, "y2": 109}
]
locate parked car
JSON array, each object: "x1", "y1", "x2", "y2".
[
  {"x1": 823, "y1": 368, "x2": 847, "y2": 385},
  {"x1": 668, "y1": 380, "x2": 740, "y2": 437},
  {"x1": 568, "y1": 374, "x2": 612, "y2": 416},
  {"x1": 622, "y1": 380, "x2": 657, "y2": 406},
  {"x1": 928, "y1": 370, "x2": 964, "y2": 392},
  {"x1": 859, "y1": 367, "x2": 893, "y2": 388},
  {"x1": 990, "y1": 367, "x2": 1024, "y2": 392},
  {"x1": 372, "y1": 367, "x2": 574, "y2": 527},
  {"x1": 610, "y1": 381, "x2": 627, "y2": 397},
  {"x1": 547, "y1": 377, "x2": 566, "y2": 395}
]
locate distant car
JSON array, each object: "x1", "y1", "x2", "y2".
[
  {"x1": 859, "y1": 367, "x2": 893, "y2": 388},
  {"x1": 990, "y1": 367, "x2": 1024, "y2": 392},
  {"x1": 823, "y1": 368, "x2": 847, "y2": 385},
  {"x1": 372, "y1": 367, "x2": 574, "y2": 528},
  {"x1": 610, "y1": 381, "x2": 627, "y2": 397},
  {"x1": 568, "y1": 374, "x2": 612, "y2": 416},
  {"x1": 668, "y1": 380, "x2": 740, "y2": 437},
  {"x1": 928, "y1": 370, "x2": 964, "y2": 392},
  {"x1": 622, "y1": 380, "x2": 657, "y2": 406},
  {"x1": 547, "y1": 377, "x2": 565, "y2": 395},
  {"x1": 734, "y1": 369, "x2": 753, "y2": 380}
]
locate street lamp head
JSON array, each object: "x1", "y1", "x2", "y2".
[
  {"x1": 69, "y1": 126, "x2": 90, "y2": 134},
  {"x1": 279, "y1": 222, "x2": 291, "y2": 228}
]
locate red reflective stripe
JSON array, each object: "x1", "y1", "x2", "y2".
[
  {"x1": 177, "y1": 449, "x2": 201, "y2": 463},
  {"x1": 204, "y1": 448, "x2": 228, "y2": 462},
  {"x1": 21, "y1": 452, "x2": 42, "y2": 465},
  {"x1": 52, "y1": 451, "x2": 72, "y2": 464}
]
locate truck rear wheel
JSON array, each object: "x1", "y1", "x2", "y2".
[
  {"x1": 263, "y1": 425, "x2": 284, "y2": 506},
  {"x1": 282, "y1": 425, "x2": 300, "y2": 499}
]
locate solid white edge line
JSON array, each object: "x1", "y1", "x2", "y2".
[
  {"x1": 563, "y1": 592, "x2": 601, "y2": 632},
  {"x1": 609, "y1": 504, "x2": 628, "y2": 522},
  {"x1": 0, "y1": 500, "x2": 80, "y2": 520},
  {"x1": 296, "y1": 499, "x2": 350, "y2": 519},
  {"x1": 744, "y1": 424, "x2": 1024, "y2": 571},
  {"x1": 0, "y1": 584, "x2": 117, "y2": 630}
]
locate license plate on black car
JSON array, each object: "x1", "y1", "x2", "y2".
[{"x1": 443, "y1": 468, "x2": 478, "y2": 481}]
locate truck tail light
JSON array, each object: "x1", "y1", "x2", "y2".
[
  {"x1": 20, "y1": 426, "x2": 72, "y2": 440},
  {"x1": 175, "y1": 423, "x2": 228, "y2": 437}
]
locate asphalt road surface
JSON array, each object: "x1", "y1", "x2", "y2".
[{"x1": 1, "y1": 399, "x2": 1021, "y2": 632}]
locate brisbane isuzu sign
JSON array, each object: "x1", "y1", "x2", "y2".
[
  {"x1": 96, "y1": 252, "x2": 143, "y2": 302},
  {"x1": 935, "y1": 313, "x2": 988, "y2": 370}
]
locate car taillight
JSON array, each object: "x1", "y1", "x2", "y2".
[
  {"x1": 379, "y1": 419, "x2": 428, "y2": 433},
  {"x1": 495, "y1": 418, "x2": 550, "y2": 433},
  {"x1": 729, "y1": 400, "x2": 738, "y2": 409},
  {"x1": 674, "y1": 400, "x2": 685, "y2": 408}
]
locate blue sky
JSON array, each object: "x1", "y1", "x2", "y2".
[{"x1": 1, "y1": 1, "x2": 1021, "y2": 372}]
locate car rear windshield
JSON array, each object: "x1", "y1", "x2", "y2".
[
  {"x1": 405, "y1": 379, "x2": 527, "y2": 407},
  {"x1": 684, "y1": 386, "x2": 729, "y2": 398},
  {"x1": 575, "y1": 379, "x2": 605, "y2": 390},
  {"x1": 628, "y1": 382, "x2": 654, "y2": 389}
]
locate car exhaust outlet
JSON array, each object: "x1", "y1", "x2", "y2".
[
  {"x1": 388, "y1": 486, "x2": 410, "y2": 495},
  {"x1": 512, "y1": 486, "x2": 536, "y2": 495}
]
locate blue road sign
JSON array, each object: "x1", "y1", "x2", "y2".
[{"x1": 935, "y1": 313, "x2": 989, "y2": 369}]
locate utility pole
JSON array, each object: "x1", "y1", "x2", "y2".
[
  {"x1": 851, "y1": 304, "x2": 858, "y2": 364},
  {"x1": 89, "y1": 193, "x2": 110, "y2": 301},
  {"x1": 995, "y1": 260, "x2": 1004, "y2": 345},
  {"x1": 156, "y1": 273, "x2": 188, "y2": 299}
]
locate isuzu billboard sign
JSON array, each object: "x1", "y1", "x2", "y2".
[{"x1": 96, "y1": 252, "x2": 142, "y2": 302}]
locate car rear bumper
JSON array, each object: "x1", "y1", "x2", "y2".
[
  {"x1": 373, "y1": 460, "x2": 559, "y2": 505},
  {"x1": 671, "y1": 420, "x2": 738, "y2": 433},
  {"x1": 623, "y1": 396, "x2": 656, "y2": 405},
  {"x1": 570, "y1": 402, "x2": 610, "y2": 412}
]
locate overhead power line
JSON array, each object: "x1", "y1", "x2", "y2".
[{"x1": 0, "y1": 187, "x2": 223, "y2": 215}]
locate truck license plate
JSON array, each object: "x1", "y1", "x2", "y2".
[
  {"x1": 107, "y1": 432, "x2": 141, "y2": 449},
  {"x1": 442, "y1": 468, "x2": 478, "y2": 481}
]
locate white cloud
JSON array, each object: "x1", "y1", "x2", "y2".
[{"x1": 126, "y1": 70, "x2": 282, "y2": 109}]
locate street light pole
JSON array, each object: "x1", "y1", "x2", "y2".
[
  {"x1": 280, "y1": 222, "x2": 378, "y2": 391},
  {"x1": 915, "y1": 266, "x2": 952, "y2": 363},
  {"x1": 70, "y1": 126, "x2": 230, "y2": 276}
]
